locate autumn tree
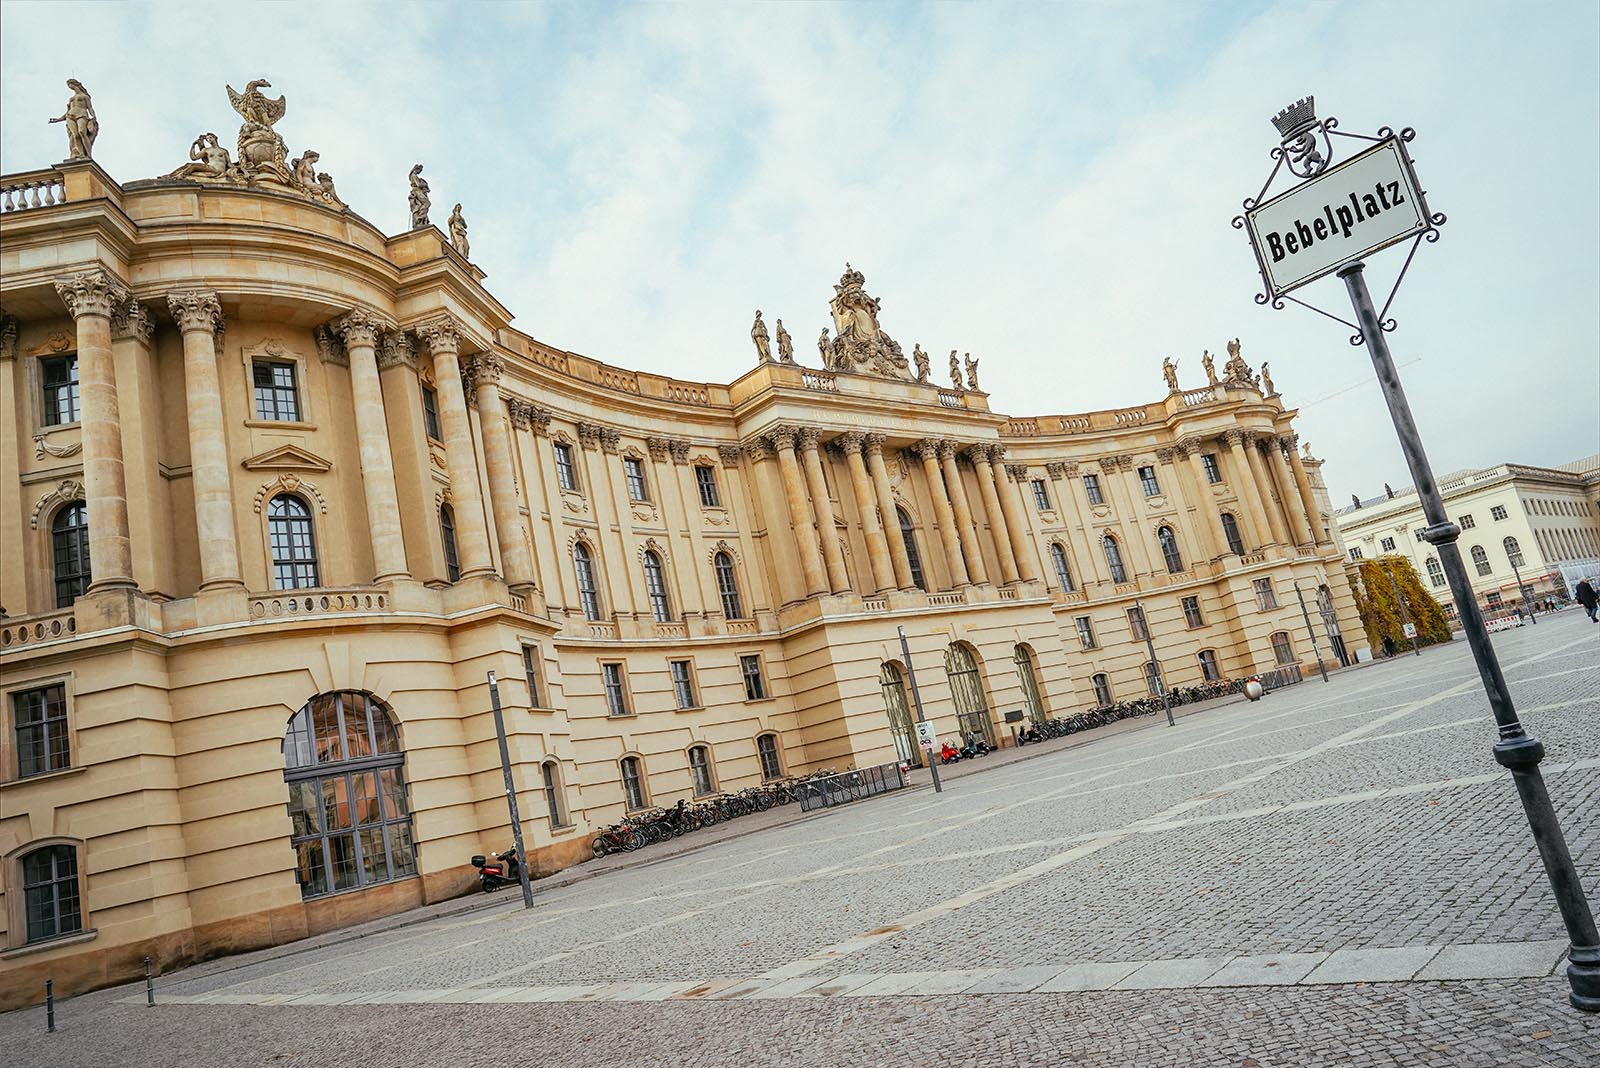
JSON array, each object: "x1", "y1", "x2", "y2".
[{"x1": 1351, "y1": 555, "x2": 1452, "y2": 655}]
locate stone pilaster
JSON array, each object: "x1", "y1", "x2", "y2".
[
  {"x1": 1243, "y1": 432, "x2": 1291, "y2": 546},
  {"x1": 332, "y1": 308, "x2": 410, "y2": 582},
  {"x1": 1266, "y1": 434, "x2": 1314, "y2": 546},
  {"x1": 467, "y1": 352, "x2": 537, "y2": 591},
  {"x1": 1172, "y1": 439, "x2": 1221, "y2": 561},
  {"x1": 415, "y1": 315, "x2": 495, "y2": 578},
  {"x1": 915, "y1": 439, "x2": 969, "y2": 588},
  {"x1": 1099, "y1": 454, "x2": 1152, "y2": 578},
  {"x1": 1285, "y1": 433, "x2": 1327, "y2": 543},
  {"x1": 798, "y1": 426, "x2": 850, "y2": 593},
  {"x1": 768, "y1": 426, "x2": 828, "y2": 597},
  {"x1": 1221, "y1": 429, "x2": 1269, "y2": 550},
  {"x1": 995, "y1": 456, "x2": 1041, "y2": 583},
  {"x1": 966, "y1": 444, "x2": 1018, "y2": 585},
  {"x1": 167, "y1": 288, "x2": 243, "y2": 590},
  {"x1": 56, "y1": 269, "x2": 135, "y2": 593},
  {"x1": 838, "y1": 432, "x2": 895, "y2": 594},
  {"x1": 865, "y1": 434, "x2": 916, "y2": 591}
]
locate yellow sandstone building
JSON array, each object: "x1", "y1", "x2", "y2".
[{"x1": 0, "y1": 79, "x2": 1360, "y2": 1008}]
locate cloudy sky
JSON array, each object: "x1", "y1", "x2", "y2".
[{"x1": 3, "y1": 1, "x2": 1596, "y2": 501}]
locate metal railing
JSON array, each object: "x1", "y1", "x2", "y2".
[
  {"x1": 795, "y1": 762, "x2": 906, "y2": 812},
  {"x1": 1255, "y1": 663, "x2": 1304, "y2": 692}
]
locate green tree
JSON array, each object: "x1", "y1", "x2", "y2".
[{"x1": 1352, "y1": 555, "x2": 1452, "y2": 655}]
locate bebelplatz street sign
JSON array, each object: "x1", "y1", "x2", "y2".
[{"x1": 1244, "y1": 136, "x2": 1430, "y2": 301}]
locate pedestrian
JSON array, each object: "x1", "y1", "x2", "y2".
[
  {"x1": 1382, "y1": 634, "x2": 1396, "y2": 657},
  {"x1": 1576, "y1": 578, "x2": 1598, "y2": 623}
]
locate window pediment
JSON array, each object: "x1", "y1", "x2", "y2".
[{"x1": 242, "y1": 444, "x2": 333, "y2": 472}]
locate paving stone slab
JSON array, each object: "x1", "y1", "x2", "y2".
[
  {"x1": 1200, "y1": 952, "x2": 1328, "y2": 987},
  {"x1": 1114, "y1": 957, "x2": 1233, "y2": 989},
  {"x1": 896, "y1": 969, "x2": 1000, "y2": 995},
  {"x1": 1301, "y1": 946, "x2": 1442, "y2": 985},
  {"x1": 1034, "y1": 961, "x2": 1149, "y2": 992},
  {"x1": 963, "y1": 966, "x2": 1069, "y2": 994},
  {"x1": 846, "y1": 971, "x2": 945, "y2": 997},
  {"x1": 805, "y1": 973, "x2": 887, "y2": 997},
  {"x1": 1415, "y1": 941, "x2": 1569, "y2": 981}
]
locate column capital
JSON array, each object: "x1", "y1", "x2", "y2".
[
  {"x1": 936, "y1": 440, "x2": 960, "y2": 463},
  {"x1": 1174, "y1": 437, "x2": 1201, "y2": 458},
  {"x1": 166, "y1": 289, "x2": 224, "y2": 334},
  {"x1": 466, "y1": 351, "x2": 505, "y2": 385},
  {"x1": 314, "y1": 324, "x2": 349, "y2": 367},
  {"x1": 110, "y1": 298, "x2": 154, "y2": 344},
  {"x1": 668, "y1": 439, "x2": 692, "y2": 465},
  {"x1": 1285, "y1": 430, "x2": 1301, "y2": 448},
  {"x1": 862, "y1": 432, "x2": 887, "y2": 457},
  {"x1": 718, "y1": 443, "x2": 744, "y2": 467},
  {"x1": 1096, "y1": 455, "x2": 1128, "y2": 475},
  {"x1": 507, "y1": 398, "x2": 551, "y2": 433},
  {"x1": 911, "y1": 438, "x2": 942, "y2": 461},
  {"x1": 646, "y1": 436, "x2": 672, "y2": 461},
  {"x1": 577, "y1": 421, "x2": 603, "y2": 450},
  {"x1": 55, "y1": 268, "x2": 130, "y2": 320},
  {"x1": 744, "y1": 436, "x2": 775, "y2": 462},
  {"x1": 962, "y1": 443, "x2": 995, "y2": 467},
  {"x1": 0, "y1": 316, "x2": 16, "y2": 361},
  {"x1": 1005, "y1": 462, "x2": 1029, "y2": 482},
  {"x1": 1155, "y1": 446, "x2": 1178, "y2": 464},
  {"x1": 836, "y1": 430, "x2": 866, "y2": 455},
  {"x1": 1240, "y1": 429, "x2": 1267, "y2": 448},
  {"x1": 376, "y1": 330, "x2": 415, "y2": 370},
  {"x1": 764, "y1": 426, "x2": 799, "y2": 453},
  {"x1": 413, "y1": 314, "x2": 462, "y2": 356},
  {"x1": 1220, "y1": 428, "x2": 1245, "y2": 448},
  {"x1": 332, "y1": 306, "x2": 393, "y2": 349},
  {"x1": 796, "y1": 425, "x2": 822, "y2": 452},
  {"x1": 599, "y1": 426, "x2": 620, "y2": 453},
  {"x1": 1045, "y1": 461, "x2": 1069, "y2": 479}
]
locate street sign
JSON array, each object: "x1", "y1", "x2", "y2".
[
  {"x1": 1244, "y1": 137, "x2": 1429, "y2": 301},
  {"x1": 1402, "y1": 622, "x2": 1418, "y2": 639},
  {"x1": 914, "y1": 720, "x2": 938, "y2": 751}
]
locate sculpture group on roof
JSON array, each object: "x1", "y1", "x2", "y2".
[{"x1": 1172, "y1": 340, "x2": 1271, "y2": 395}]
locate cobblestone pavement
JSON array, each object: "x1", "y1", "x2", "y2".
[{"x1": 6, "y1": 613, "x2": 1598, "y2": 1067}]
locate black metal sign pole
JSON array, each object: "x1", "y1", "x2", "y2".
[
  {"x1": 1339, "y1": 261, "x2": 1599, "y2": 1011},
  {"x1": 897, "y1": 626, "x2": 942, "y2": 793},
  {"x1": 1384, "y1": 563, "x2": 1421, "y2": 656},
  {"x1": 1134, "y1": 599, "x2": 1175, "y2": 727},
  {"x1": 1293, "y1": 581, "x2": 1330, "y2": 682},
  {"x1": 1510, "y1": 557, "x2": 1538, "y2": 624},
  {"x1": 487, "y1": 671, "x2": 535, "y2": 909}
]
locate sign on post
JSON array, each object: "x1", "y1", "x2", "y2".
[
  {"x1": 1402, "y1": 622, "x2": 1418, "y2": 639},
  {"x1": 914, "y1": 720, "x2": 938, "y2": 751},
  {"x1": 1244, "y1": 138, "x2": 1430, "y2": 301}
]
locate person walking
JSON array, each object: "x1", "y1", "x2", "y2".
[{"x1": 1576, "y1": 578, "x2": 1598, "y2": 623}]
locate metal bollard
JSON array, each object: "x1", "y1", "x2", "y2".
[
  {"x1": 144, "y1": 956, "x2": 155, "y2": 1006},
  {"x1": 46, "y1": 978, "x2": 55, "y2": 1033}
]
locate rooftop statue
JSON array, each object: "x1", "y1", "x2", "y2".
[
  {"x1": 1202, "y1": 350, "x2": 1218, "y2": 386},
  {"x1": 448, "y1": 203, "x2": 470, "y2": 259},
  {"x1": 1261, "y1": 361, "x2": 1276, "y2": 396},
  {"x1": 290, "y1": 150, "x2": 319, "y2": 190},
  {"x1": 167, "y1": 133, "x2": 232, "y2": 179},
  {"x1": 775, "y1": 319, "x2": 794, "y2": 363},
  {"x1": 825, "y1": 264, "x2": 912, "y2": 381},
  {"x1": 751, "y1": 310, "x2": 772, "y2": 363},
  {"x1": 949, "y1": 349, "x2": 962, "y2": 389},
  {"x1": 964, "y1": 353, "x2": 980, "y2": 391},
  {"x1": 817, "y1": 327, "x2": 830, "y2": 363},
  {"x1": 913, "y1": 344, "x2": 929, "y2": 383},
  {"x1": 160, "y1": 80, "x2": 343, "y2": 208},
  {"x1": 1162, "y1": 356, "x2": 1179, "y2": 392},
  {"x1": 408, "y1": 164, "x2": 431, "y2": 228},
  {"x1": 1223, "y1": 337, "x2": 1255, "y2": 387},
  {"x1": 50, "y1": 79, "x2": 99, "y2": 159},
  {"x1": 228, "y1": 79, "x2": 292, "y2": 183}
]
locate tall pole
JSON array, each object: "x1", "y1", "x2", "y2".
[
  {"x1": 897, "y1": 626, "x2": 942, "y2": 793},
  {"x1": 487, "y1": 671, "x2": 535, "y2": 909},
  {"x1": 1134, "y1": 599, "x2": 1175, "y2": 727},
  {"x1": 1340, "y1": 261, "x2": 1598, "y2": 1012},
  {"x1": 1294, "y1": 580, "x2": 1330, "y2": 683},
  {"x1": 1510, "y1": 557, "x2": 1537, "y2": 625},
  {"x1": 1384, "y1": 560, "x2": 1421, "y2": 656}
]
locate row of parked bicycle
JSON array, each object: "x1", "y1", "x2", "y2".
[
  {"x1": 590, "y1": 770, "x2": 838, "y2": 857},
  {"x1": 1015, "y1": 677, "x2": 1247, "y2": 744}
]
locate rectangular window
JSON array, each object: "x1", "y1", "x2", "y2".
[
  {"x1": 1349, "y1": 547, "x2": 1363, "y2": 561},
  {"x1": 1271, "y1": 632, "x2": 1296, "y2": 664},
  {"x1": 1491, "y1": 505, "x2": 1508, "y2": 521},
  {"x1": 695, "y1": 466, "x2": 721, "y2": 508},
  {"x1": 688, "y1": 747, "x2": 714, "y2": 796},
  {"x1": 1458, "y1": 514, "x2": 1476, "y2": 529},
  {"x1": 252, "y1": 359, "x2": 301, "y2": 422},
  {"x1": 522, "y1": 645, "x2": 544, "y2": 709},
  {"x1": 1083, "y1": 474, "x2": 1104, "y2": 506},
  {"x1": 1254, "y1": 578, "x2": 1277, "y2": 611},
  {"x1": 41, "y1": 355, "x2": 80, "y2": 426},
  {"x1": 1197, "y1": 649, "x2": 1221, "y2": 682},
  {"x1": 624, "y1": 457, "x2": 650, "y2": 502},
  {"x1": 1031, "y1": 479, "x2": 1051, "y2": 510},
  {"x1": 22, "y1": 845, "x2": 81, "y2": 943},
  {"x1": 1127, "y1": 606, "x2": 1148, "y2": 641},
  {"x1": 1201, "y1": 454, "x2": 1222, "y2": 484},
  {"x1": 554, "y1": 442, "x2": 578, "y2": 492},
  {"x1": 1182, "y1": 595, "x2": 1204, "y2": 629},
  {"x1": 1091, "y1": 673, "x2": 1113, "y2": 706},
  {"x1": 739, "y1": 654, "x2": 767, "y2": 701},
  {"x1": 1414, "y1": 529, "x2": 1427, "y2": 542},
  {"x1": 621, "y1": 758, "x2": 646, "y2": 809},
  {"x1": 757, "y1": 734, "x2": 782, "y2": 781},
  {"x1": 1380, "y1": 537, "x2": 1395, "y2": 552},
  {"x1": 602, "y1": 662, "x2": 630, "y2": 716},
  {"x1": 669, "y1": 660, "x2": 697, "y2": 710},
  {"x1": 421, "y1": 385, "x2": 442, "y2": 441},
  {"x1": 1075, "y1": 616, "x2": 1096, "y2": 649},
  {"x1": 1485, "y1": 591, "x2": 1503, "y2": 608},
  {"x1": 1138, "y1": 465, "x2": 1161, "y2": 497},
  {"x1": 542, "y1": 762, "x2": 568, "y2": 827},
  {"x1": 12, "y1": 684, "x2": 71, "y2": 778}
]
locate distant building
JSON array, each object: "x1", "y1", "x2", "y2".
[{"x1": 1332, "y1": 455, "x2": 1600, "y2": 615}]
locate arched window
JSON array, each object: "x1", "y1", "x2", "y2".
[
  {"x1": 944, "y1": 643, "x2": 994, "y2": 746},
  {"x1": 1220, "y1": 513, "x2": 1246, "y2": 556},
  {"x1": 1197, "y1": 649, "x2": 1221, "y2": 682},
  {"x1": 620, "y1": 755, "x2": 648, "y2": 809},
  {"x1": 573, "y1": 541, "x2": 602, "y2": 620},
  {"x1": 269, "y1": 494, "x2": 320, "y2": 590},
  {"x1": 283, "y1": 692, "x2": 415, "y2": 899},
  {"x1": 20, "y1": 843, "x2": 82, "y2": 943},
  {"x1": 1470, "y1": 544, "x2": 1492, "y2": 576},
  {"x1": 1143, "y1": 660, "x2": 1164, "y2": 697},
  {"x1": 897, "y1": 507, "x2": 927, "y2": 591},
  {"x1": 1270, "y1": 631, "x2": 1296, "y2": 664},
  {"x1": 541, "y1": 759, "x2": 570, "y2": 828},
  {"x1": 1049, "y1": 542, "x2": 1075, "y2": 592},
  {"x1": 642, "y1": 549, "x2": 673, "y2": 622},
  {"x1": 1503, "y1": 536, "x2": 1524, "y2": 568},
  {"x1": 439, "y1": 505, "x2": 461, "y2": 582},
  {"x1": 879, "y1": 662, "x2": 920, "y2": 767},
  {"x1": 1013, "y1": 644, "x2": 1048, "y2": 726},
  {"x1": 714, "y1": 551, "x2": 744, "y2": 619},
  {"x1": 1157, "y1": 525, "x2": 1184, "y2": 574},
  {"x1": 756, "y1": 732, "x2": 783, "y2": 781},
  {"x1": 687, "y1": 745, "x2": 716, "y2": 797},
  {"x1": 1090, "y1": 672, "x2": 1113, "y2": 707},
  {"x1": 1102, "y1": 535, "x2": 1128, "y2": 584},
  {"x1": 1425, "y1": 557, "x2": 1446, "y2": 588},
  {"x1": 51, "y1": 501, "x2": 90, "y2": 608}
]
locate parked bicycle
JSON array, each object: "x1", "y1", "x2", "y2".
[{"x1": 590, "y1": 769, "x2": 836, "y2": 858}]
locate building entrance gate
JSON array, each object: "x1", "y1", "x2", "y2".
[{"x1": 944, "y1": 643, "x2": 996, "y2": 747}]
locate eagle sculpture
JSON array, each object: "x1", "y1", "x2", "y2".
[{"x1": 227, "y1": 79, "x2": 287, "y2": 128}]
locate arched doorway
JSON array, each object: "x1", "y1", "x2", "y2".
[
  {"x1": 1013, "y1": 644, "x2": 1049, "y2": 727},
  {"x1": 944, "y1": 643, "x2": 995, "y2": 746},
  {"x1": 879, "y1": 662, "x2": 921, "y2": 767}
]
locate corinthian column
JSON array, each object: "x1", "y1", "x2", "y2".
[
  {"x1": 1285, "y1": 433, "x2": 1327, "y2": 543},
  {"x1": 966, "y1": 444, "x2": 1018, "y2": 585},
  {"x1": 332, "y1": 308, "x2": 410, "y2": 582},
  {"x1": 1222, "y1": 429, "x2": 1269, "y2": 550},
  {"x1": 1267, "y1": 434, "x2": 1314, "y2": 545},
  {"x1": 1172, "y1": 440, "x2": 1220, "y2": 561},
  {"x1": 415, "y1": 316, "x2": 494, "y2": 578},
  {"x1": 467, "y1": 352, "x2": 537, "y2": 590},
  {"x1": 1101, "y1": 455, "x2": 1153, "y2": 576},
  {"x1": 915, "y1": 439, "x2": 969, "y2": 587},
  {"x1": 865, "y1": 434, "x2": 915, "y2": 591},
  {"x1": 55, "y1": 270, "x2": 135, "y2": 593},
  {"x1": 1243, "y1": 432, "x2": 1291, "y2": 545},
  {"x1": 993, "y1": 451, "x2": 1040, "y2": 583},
  {"x1": 167, "y1": 289, "x2": 243, "y2": 590},
  {"x1": 798, "y1": 426, "x2": 850, "y2": 593},
  {"x1": 838, "y1": 432, "x2": 895, "y2": 594},
  {"x1": 769, "y1": 426, "x2": 828, "y2": 597}
]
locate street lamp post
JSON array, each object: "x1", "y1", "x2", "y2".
[
  {"x1": 1509, "y1": 556, "x2": 1538, "y2": 625},
  {"x1": 1134, "y1": 599, "x2": 1175, "y2": 727},
  {"x1": 1293, "y1": 580, "x2": 1330, "y2": 682},
  {"x1": 1383, "y1": 560, "x2": 1422, "y2": 657}
]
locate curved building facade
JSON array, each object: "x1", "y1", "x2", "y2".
[{"x1": 0, "y1": 105, "x2": 1359, "y2": 1005}]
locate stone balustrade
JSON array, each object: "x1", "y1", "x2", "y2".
[
  {"x1": 725, "y1": 619, "x2": 760, "y2": 635},
  {"x1": 249, "y1": 588, "x2": 389, "y2": 619},
  {"x1": 0, "y1": 608, "x2": 78, "y2": 648},
  {"x1": 926, "y1": 591, "x2": 966, "y2": 606},
  {"x1": 1, "y1": 169, "x2": 67, "y2": 213},
  {"x1": 801, "y1": 370, "x2": 838, "y2": 392},
  {"x1": 937, "y1": 391, "x2": 964, "y2": 409},
  {"x1": 861, "y1": 597, "x2": 888, "y2": 612}
]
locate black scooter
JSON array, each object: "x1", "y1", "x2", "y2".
[
  {"x1": 1016, "y1": 724, "x2": 1043, "y2": 746},
  {"x1": 471, "y1": 848, "x2": 524, "y2": 893}
]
